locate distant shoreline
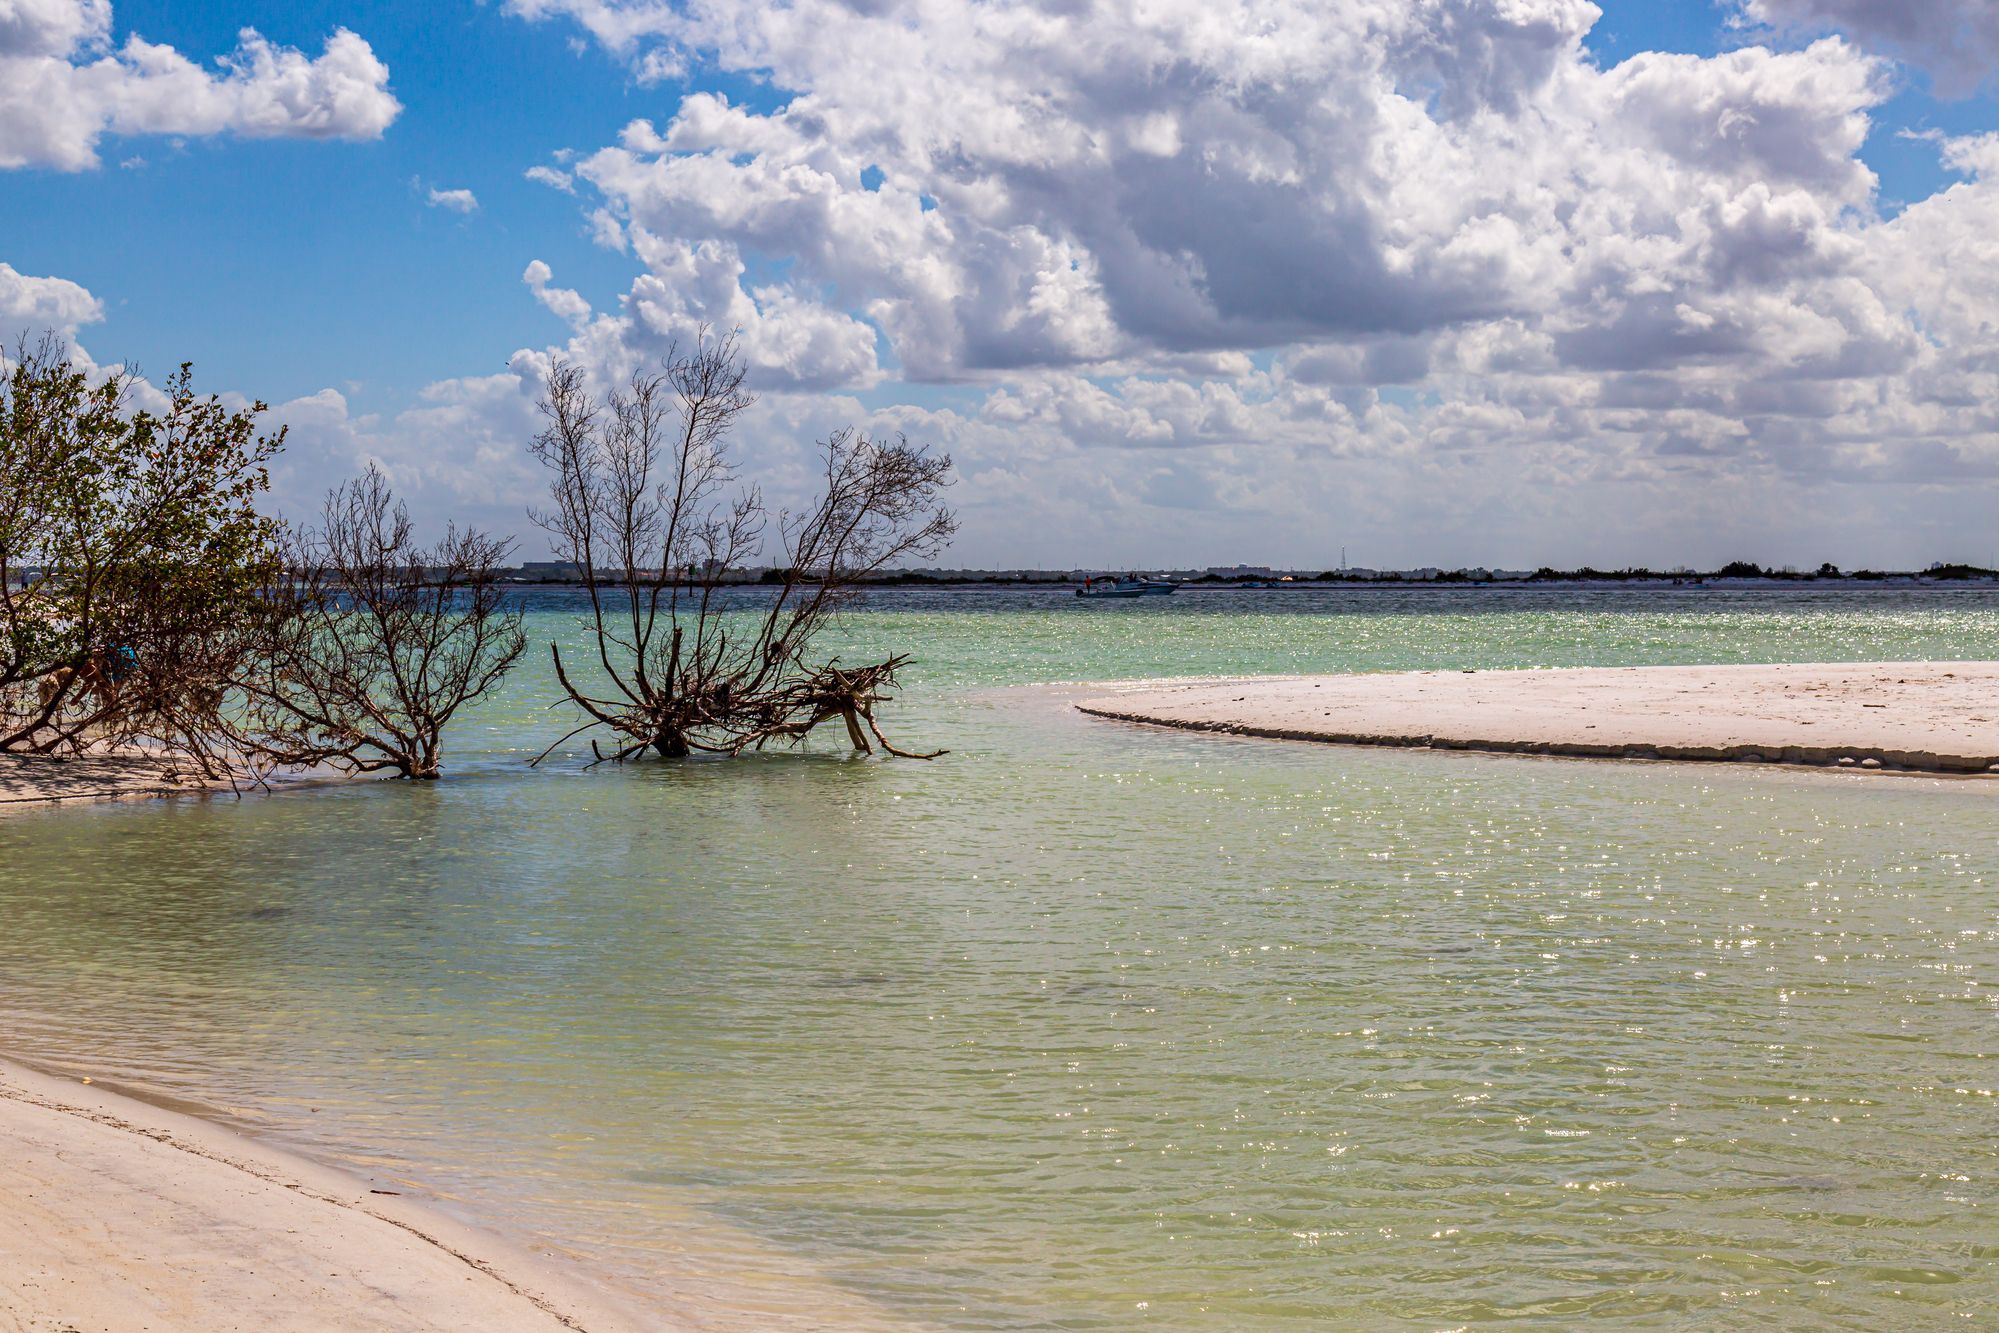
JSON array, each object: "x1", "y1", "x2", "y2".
[
  {"x1": 497, "y1": 573, "x2": 1999, "y2": 591},
  {"x1": 463, "y1": 555, "x2": 1999, "y2": 589}
]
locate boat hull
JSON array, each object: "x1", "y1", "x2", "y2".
[{"x1": 1076, "y1": 579, "x2": 1176, "y2": 599}]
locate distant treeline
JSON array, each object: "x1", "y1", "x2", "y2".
[
  {"x1": 1519, "y1": 562, "x2": 1998, "y2": 583},
  {"x1": 497, "y1": 561, "x2": 1999, "y2": 587}
]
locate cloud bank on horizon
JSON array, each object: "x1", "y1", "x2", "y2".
[{"x1": 5, "y1": 0, "x2": 1999, "y2": 568}]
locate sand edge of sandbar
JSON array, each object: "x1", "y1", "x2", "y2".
[{"x1": 1078, "y1": 662, "x2": 1999, "y2": 775}]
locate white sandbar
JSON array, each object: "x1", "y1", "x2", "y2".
[{"x1": 1079, "y1": 661, "x2": 1999, "y2": 774}]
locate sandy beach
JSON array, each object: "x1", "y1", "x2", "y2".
[
  {"x1": 1080, "y1": 661, "x2": 1999, "y2": 773},
  {"x1": 0, "y1": 1057, "x2": 657, "y2": 1332},
  {"x1": 0, "y1": 752, "x2": 192, "y2": 808}
]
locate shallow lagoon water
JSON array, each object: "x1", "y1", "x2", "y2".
[{"x1": 3, "y1": 587, "x2": 1997, "y2": 1326}]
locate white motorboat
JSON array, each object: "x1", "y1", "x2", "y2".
[{"x1": 1076, "y1": 575, "x2": 1176, "y2": 599}]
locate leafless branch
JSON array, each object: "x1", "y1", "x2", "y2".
[
  {"x1": 529, "y1": 335, "x2": 955, "y2": 762},
  {"x1": 233, "y1": 465, "x2": 527, "y2": 779}
]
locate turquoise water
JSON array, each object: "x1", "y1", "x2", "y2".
[{"x1": 3, "y1": 587, "x2": 1997, "y2": 1327}]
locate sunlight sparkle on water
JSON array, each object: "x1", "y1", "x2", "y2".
[{"x1": 3, "y1": 586, "x2": 1997, "y2": 1327}]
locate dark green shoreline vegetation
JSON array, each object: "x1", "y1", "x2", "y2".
[
  {"x1": 1, "y1": 332, "x2": 956, "y2": 784},
  {"x1": 1, "y1": 339, "x2": 530, "y2": 783},
  {"x1": 2, "y1": 336, "x2": 284, "y2": 778}
]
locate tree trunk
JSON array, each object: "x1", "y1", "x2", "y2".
[{"x1": 841, "y1": 706, "x2": 872, "y2": 753}]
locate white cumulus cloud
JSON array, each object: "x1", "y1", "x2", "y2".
[
  {"x1": 0, "y1": 260, "x2": 102, "y2": 331},
  {"x1": 522, "y1": 258, "x2": 591, "y2": 325},
  {"x1": 427, "y1": 186, "x2": 480, "y2": 213},
  {"x1": 0, "y1": 0, "x2": 400, "y2": 170},
  {"x1": 464, "y1": 0, "x2": 1999, "y2": 564},
  {"x1": 523, "y1": 164, "x2": 575, "y2": 193},
  {"x1": 21, "y1": 0, "x2": 1999, "y2": 570},
  {"x1": 503, "y1": 0, "x2": 1914, "y2": 391}
]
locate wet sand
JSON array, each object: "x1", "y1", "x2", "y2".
[
  {"x1": 0, "y1": 1057, "x2": 660, "y2": 1331},
  {"x1": 1079, "y1": 661, "x2": 1999, "y2": 774},
  {"x1": 0, "y1": 751, "x2": 190, "y2": 808}
]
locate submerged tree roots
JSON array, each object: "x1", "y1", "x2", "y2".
[{"x1": 528, "y1": 329, "x2": 956, "y2": 767}]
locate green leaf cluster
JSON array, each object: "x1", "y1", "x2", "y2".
[{"x1": 1, "y1": 339, "x2": 284, "y2": 743}]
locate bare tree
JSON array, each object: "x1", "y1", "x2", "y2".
[
  {"x1": 530, "y1": 331, "x2": 956, "y2": 763},
  {"x1": 235, "y1": 465, "x2": 527, "y2": 780}
]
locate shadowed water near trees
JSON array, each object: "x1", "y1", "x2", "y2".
[{"x1": 529, "y1": 330, "x2": 956, "y2": 762}]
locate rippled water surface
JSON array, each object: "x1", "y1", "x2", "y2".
[{"x1": 3, "y1": 587, "x2": 1998, "y2": 1327}]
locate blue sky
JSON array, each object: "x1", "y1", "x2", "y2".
[
  {"x1": 5, "y1": 0, "x2": 1999, "y2": 568},
  {"x1": 2, "y1": 1, "x2": 637, "y2": 406},
  {"x1": 0, "y1": 1, "x2": 844, "y2": 410}
]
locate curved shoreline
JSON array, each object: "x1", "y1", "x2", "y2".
[
  {"x1": 1079, "y1": 662, "x2": 1999, "y2": 775},
  {"x1": 0, "y1": 1055, "x2": 662, "y2": 1331}
]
